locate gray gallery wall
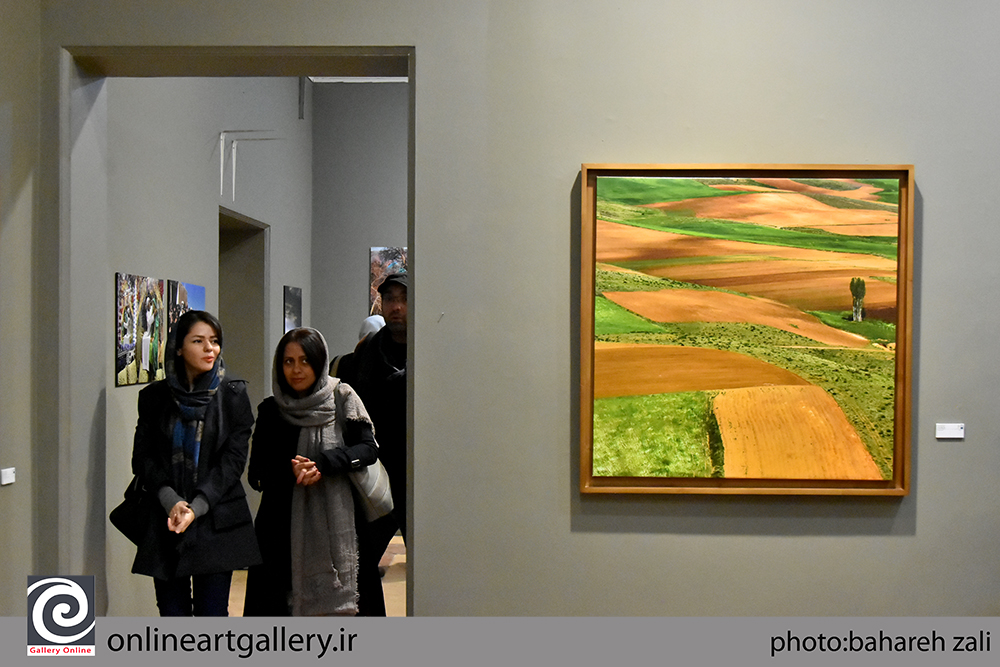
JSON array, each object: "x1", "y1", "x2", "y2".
[
  {"x1": 3, "y1": 0, "x2": 1000, "y2": 616},
  {"x1": 0, "y1": 0, "x2": 41, "y2": 610},
  {"x1": 311, "y1": 82, "x2": 409, "y2": 356}
]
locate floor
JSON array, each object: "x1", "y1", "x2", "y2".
[{"x1": 229, "y1": 535, "x2": 407, "y2": 617}]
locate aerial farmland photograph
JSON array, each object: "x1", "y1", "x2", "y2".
[{"x1": 589, "y1": 172, "x2": 906, "y2": 484}]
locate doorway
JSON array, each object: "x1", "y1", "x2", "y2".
[
  {"x1": 66, "y1": 46, "x2": 415, "y2": 616},
  {"x1": 218, "y1": 206, "x2": 269, "y2": 416}
]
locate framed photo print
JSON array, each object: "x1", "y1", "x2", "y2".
[
  {"x1": 284, "y1": 286, "x2": 302, "y2": 333},
  {"x1": 166, "y1": 280, "x2": 206, "y2": 337},
  {"x1": 370, "y1": 246, "x2": 407, "y2": 315},
  {"x1": 580, "y1": 164, "x2": 913, "y2": 495},
  {"x1": 115, "y1": 272, "x2": 167, "y2": 387}
]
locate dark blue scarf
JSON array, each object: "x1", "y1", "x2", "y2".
[{"x1": 164, "y1": 339, "x2": 224, "y2": 499}]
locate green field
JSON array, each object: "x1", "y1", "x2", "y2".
[
  {"x1": 809, "y1": 310, "x2": 896, "y2": 344},
  {"x1": 595, "y1": 295, "x2": 665, "y2": 335},
  {"x1": 593, "y1": 391, "x2": 720, "y2": 477},
  {"x1": 799, "y1": 192, "x2": 898, "y2": 212},
  {"x1": 595, "y1": 176, "x2": 748, "y2": 205},
  {"x1": 856, "y1": 178, "x2": 901, "y2": 204},
  {"x1": 595, "y1": 266, "x2": 710, "y2": 294}
]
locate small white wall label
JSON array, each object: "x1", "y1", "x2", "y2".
[
  {"x1": 935, "y1": 423, "x2": 965, "y2": 439},
  {"x1": 0, "y1": 468, "x2": 14, "y2": 485}
]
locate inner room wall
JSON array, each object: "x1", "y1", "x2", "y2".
[
  {"x1": 310, "y1": 81, "x2": 409, "y2": 357},
  {"x1": 100, "y1": 76, "x2": 312, "y2": 615},
  {"x1": 28, "y1": 0, "x2": 1000, "y2": 616}
]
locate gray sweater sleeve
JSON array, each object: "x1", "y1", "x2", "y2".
[{"x1": 157, "y1": 486, "x2": 209, "y2": 518}]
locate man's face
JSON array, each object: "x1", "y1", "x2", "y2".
[{"x1": 382, "y1": 284, "x2": 408, "y2": 337}]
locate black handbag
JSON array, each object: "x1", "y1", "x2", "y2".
[{"x1": 109, "y1": 476, "x2": 152, "y2": 545}]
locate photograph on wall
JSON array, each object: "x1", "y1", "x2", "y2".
[
  {"x1": 166, "y1": 280, "x2": 206, "y2": 338},
  {"x1": 284, "y1": 285, "x2": 302, "y2": 333},
  {"x1": 115, "y1": 272, "x2": 167, "y2": 387},
  {"x1": 580, "y1": 164, "x2": 913, "y2": 495},
  {"x1": 370, "y1": 246, "x2": 407, "y2": 315}
]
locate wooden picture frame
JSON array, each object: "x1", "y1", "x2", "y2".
[{"x1": 580, "y1": 164, "x2": 913, "y2": 495}]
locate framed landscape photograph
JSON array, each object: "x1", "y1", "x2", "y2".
[{"x1": 580, "y1": 164, "x2": 913, "y2": 495}]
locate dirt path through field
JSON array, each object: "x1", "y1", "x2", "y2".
[
  {"x1": 714, "y1": 385, "x2": 883, "y2": 479},
  {"x1": 594, "y1": 342, "x2": 810, "y2": 398}
]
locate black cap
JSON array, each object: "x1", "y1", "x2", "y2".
[{"x1": 377, "y1": 272, "x2": 408, "y2": 294}]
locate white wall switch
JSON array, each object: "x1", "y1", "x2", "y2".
[
  {"x1": 0, "y1": 468, "x2": 14, "y2": 485},
  {"x1": 935, "y1": 423, "x2": 965, "y2": 439}
]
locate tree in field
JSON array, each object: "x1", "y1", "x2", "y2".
[{"x1": 850, "y1": 277, "x2": 866, "y2": 322}]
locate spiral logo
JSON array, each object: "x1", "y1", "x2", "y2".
[{"x1": 26, "y1": 576, "x2": 96, "y2": 649}]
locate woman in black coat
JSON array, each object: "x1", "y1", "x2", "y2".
[
  {"x1": 130, "y1": 310, "x2": 261, "y2": 616},
  {"x1": 244, "y1": 327, "x2": 383, "y2": 616}
]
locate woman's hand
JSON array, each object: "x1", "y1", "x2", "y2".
[
  {"x1": 292, "y1": 455, "x2": 322, "y2": 486},
  {"x1": 167, "y1": 501, "x2": 195, "y2": 534}
]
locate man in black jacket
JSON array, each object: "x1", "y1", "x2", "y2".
[{"x1": 341, "y1": 271, "x2": 407, "y2": 615}]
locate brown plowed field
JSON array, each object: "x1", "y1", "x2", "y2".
[
  {"x1": 713, "y1": 385, "x2": 883, "y2": 479},
  {"x1": 644, "y1": 191, "x2": 897, "y2": 237},
  {"x1": 593, "y1": 342, "x2": 810, "y2": 398},
  {"x1": 596, "y1": 220, "x2": 897, "y2": 318},
  {"x1": 602, "y1": 289, "x2": 869, "y2": 347}
]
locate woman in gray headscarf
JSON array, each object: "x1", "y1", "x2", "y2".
[{"x1": 244, "y1": 327, "x2": 380, "y2": 616}]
